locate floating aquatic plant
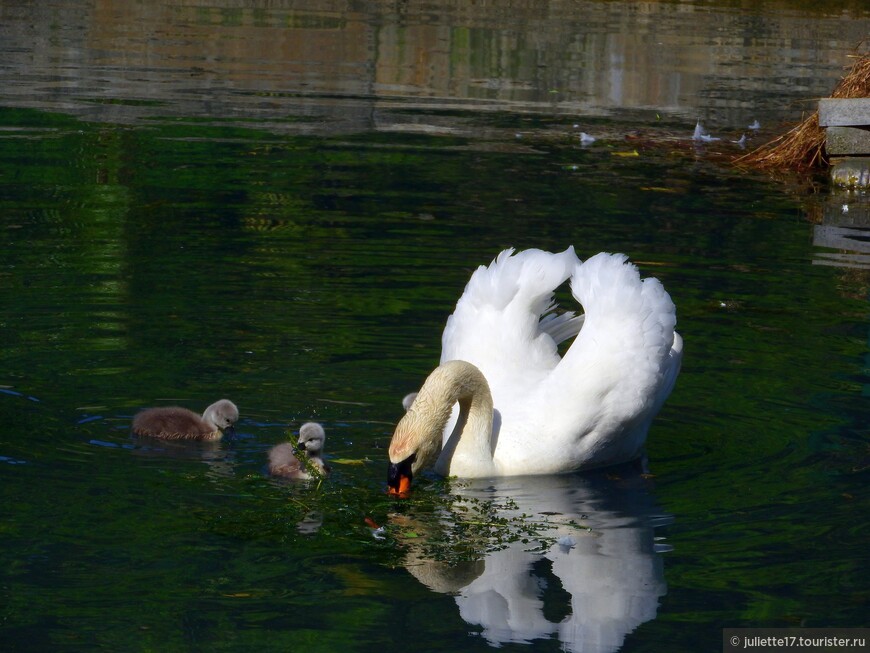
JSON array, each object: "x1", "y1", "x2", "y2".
[{"x1": 381, "y1": 478, "x2": 594, "y2": 564}]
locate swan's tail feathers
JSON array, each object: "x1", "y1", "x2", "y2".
[{"x1": 539, "y1": 311, "x2": 585, "y2": 346}]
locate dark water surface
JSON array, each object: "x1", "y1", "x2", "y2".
[{"x1": 1, "y1": 2, "x2": 868, "y2": 652}]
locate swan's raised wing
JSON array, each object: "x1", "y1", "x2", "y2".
[
  {"x1": 501, "y1": 253, "x2": 679, "y2": 472},
  {"x1": 440, "y1": 247, "x2": 581, "y2": 402}
]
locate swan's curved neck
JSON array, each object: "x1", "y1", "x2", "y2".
[
  {"x1": 390, "y1": 360, "x2": 496, "y2": 477},
  {"x1": 425, "y1": 361, "x2": 497, "y2": 477}
]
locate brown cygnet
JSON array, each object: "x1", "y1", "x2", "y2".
[
  {"x1": 268, "y1": 422, "x2": 329, "y2": 480},
  {"x1": 132, "y1": 399, "x2": 239, "y2": 441}
]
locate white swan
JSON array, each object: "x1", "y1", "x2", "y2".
[{"x1": 388, "y1": 247, "x2": 682, "y2": 491}]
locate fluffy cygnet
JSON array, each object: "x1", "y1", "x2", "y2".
[
  {"x1": 268, "y1": 422, "x2": 329, "y2": 480},
  {"x1": 132, "y1": 399, "x2": 239, "y2": 441}
]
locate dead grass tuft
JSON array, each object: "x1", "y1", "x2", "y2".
[{"x1": 736, "y1": 51, "x2": 870, "y2": 171}]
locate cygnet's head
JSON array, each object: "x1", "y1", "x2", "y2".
[
  {"x1": 402, "y1": 392, "x2": 418, "y2": 412},
  {"x1": 203, "y1": 399, "x2": 239, "y2": 432},
  {"x1": 297, "y1": 422, "x2": 326, "y2": 456}
]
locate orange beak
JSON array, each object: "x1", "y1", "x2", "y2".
[{"x1": 387, "y1": 455, "x2": 415, "y2": 496}]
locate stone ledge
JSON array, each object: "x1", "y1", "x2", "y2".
[
  {"x1": 819, "y1": 98, "x2": 870, "y2": 127},
  {"x1": 826, "y1": 126, "x2": 870, "y2": 155}
]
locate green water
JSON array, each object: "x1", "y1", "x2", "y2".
[
  {"x1": 0, "y1": 105, "x2": 866, "y2": 652},
  {"x1": 1, "y1": 1, "x2": 870, "y2": 647}
]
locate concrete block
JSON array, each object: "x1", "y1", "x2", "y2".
[
  {"x1": 819, "y1": 98, "x2": 870, "y2": 127},
  {"x1": 825, "y1": 126, "x2": 870, "y2": 155}
]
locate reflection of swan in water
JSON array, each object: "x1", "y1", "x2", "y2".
[{"x1": 396, "y1": 470, "x2": 670, "y2": 653}]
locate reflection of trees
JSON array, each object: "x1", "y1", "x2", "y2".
[
  {"x1": 1, "y1": 1, "x2": 865, "y2": 130},
  {"x1": 391, "y1": 471, "x2": 670, "y2": 653}
]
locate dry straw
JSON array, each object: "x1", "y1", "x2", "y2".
[{"x1": 737, "y1": 52, "x2": 870, "y2": 171}]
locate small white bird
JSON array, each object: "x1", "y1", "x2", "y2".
[
  {"x1": 693, "y1": 121, "x2": 720, "y2": 143},
  {"x1": 557, "y1": 535, "x2": 577, "y2": 551}
]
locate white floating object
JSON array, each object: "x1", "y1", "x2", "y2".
[
  {"x1": 732, "y1": 134, "x2": 747, "y2": 147},
  {"x1": 579, "y1": 132, "x2": 596, "y2": 144},
  {"x1": 842, "y1": 204, "x2": 850, "y2": 214},
  {"x1": 692, "y1": 121, "x2": 720, "y2": 142},
  {"x1": 557, "y1": 535, "x2": 576, "y2": 551},
  {"x1": 748, "y1": 120, "x2": 761, "y2": 130},
  {"x1": 372, "y1": 526, "x2": 386, "y2": 540}
]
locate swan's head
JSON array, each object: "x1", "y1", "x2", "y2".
[
  {"x1": 387, "y1": 405, "x2": 442, "y2": 496},
  {"x1": 297, "y1": 422, "x2": 326, "y2": 455},
  {"x1": 203, "y1": 399, "x2": 239, "y2": 435},
  {"x1": 388, "y1": 361, "x2": 490, "y2": 495},
  {"x1": 389, "y1": 393, "x2": 427, "y2": 495}
]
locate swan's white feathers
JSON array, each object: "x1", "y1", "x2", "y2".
[
  {"x1": 522, "y1": 252, "x2": 679, "y2": 470},
  {"x1": 427, "y1": 248, "x2": 681, "y2": 476},
  {"x1": 538, "y1": 311, "x2": 585, "y2": 346},
  {"x1": 441, "y1": 247, "x2": 580, "y2": 403}
]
